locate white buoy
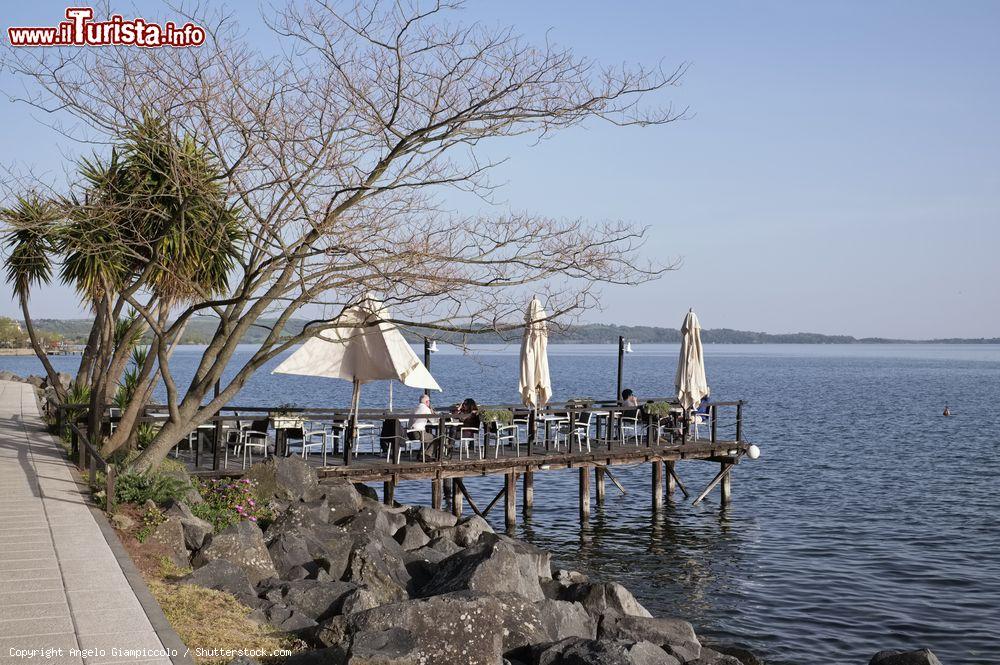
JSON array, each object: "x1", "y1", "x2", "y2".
[{"x1": 747, "y1": 444, "x2": 761, "y2": 460}]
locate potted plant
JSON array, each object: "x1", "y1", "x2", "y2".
[
  {"x1": 479, "y1": 407, "x2": 513, "y2": 434},
  {"x1": 270, "y1": 403, "x2": 304, "y2": 430}
]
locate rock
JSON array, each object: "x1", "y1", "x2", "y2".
[
  {"x1": 563, "y1": 582, "x2": 653, "y2": 619},
  {"x1": 553, "y1": 569, "x2": 589, "y2": 587},
  {"x1": 340, "y1": 586, "x2": 383, "y2": 615},
  {"x1": 485, "y1": 594, "x2": 595, "y2": 654},
  {"x1": 686, "y1": 647, "x2": 744, "y2": 665},
  {"x1": 149, "y1": 516, "x2": 189, "y2": 568},
  {"x1": 353, "y1": 483, "x2": 379, "y2": 501},
  {"x1": 258, "y1": 579, "x2": 357, "y2": 621},
  {"x1": 164, "y1": 500, "x2": 214, "y2": 550},
  {"x1": 192, "y1": 520, "x2": 278, "y2": 585},
  {"x1": 419, "y1": 538, "x2": 546, "y2": 601},
  {"x1": 0, "y1": 371, "x2": 14, "y2": 382},
  {"x1": 343, "y1": 536, "x2": 410, "y2": 604},
  {"x1": 480, "y1": 532, "x2": 552, "y2": 580},
  {"x1": 526, "y1": 637, "x2": 679, "y2": 665},
  {"x1": 316, "y1": 592, "x2": 504, "y2": 665},
  {"x1": 427, "y1": 536, "x2": 464, "y2": 557},
  {"x1": 283, "y1": 647, "x2": 349, "y2": 665},
  {"x1": 707, "y1": 644, "x2": 762, "y2": 665},
  {"x1": 24, "y1": 375, "x2": 43, "y2": 388},
  {"x1": 143, "y1": 499, "x2": 158, "y2": 513},
  {"x1": 268, "y1": 531, "x2": 318, "y2": 578},
  {"x1": 178, "y1": 560, "x2": 257, "y2": 605},
  {"x1": 599, "y1": 616, "x2": 701, "y2": 662},
  {"x1": 225, "y1": 657, "x2": 260, "y2": 665},
  {"x1": 451, "y1": 514, "x2": 494, "y2": 547},
  {"x1": 869, "y1": 649, "x2": 943, "y2": 665},
  {"x1": 248, "y1": 601, "x2": 318, "y2": 633},
  {"x1": 394, "y1": 523, "x2": 430, "y2": 551},
  {"x1": 319, "y1": 479, "x2": 364, "y2": 519},
  {"x1": 265, "y1": 502, "x2": 327, "y2": 542},
  {"x1": 110, "y1": 513, "x2": 135, "y2": 531},
  {"x1": 339, "y1": 504, "x2": 406, "y2": 539},
  {"x1": 401, "y1": 546, "x2": 449, "y2": 590},
  {"x1": 248, "y1": 456, "x2": 318, "y2": 502},
  {"x1": 409, "y1": 505, "x2": 458, "y2": 531}
]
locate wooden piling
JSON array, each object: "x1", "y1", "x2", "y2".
[
  {"x1": 720, "y1": 463, "x2": 732, "y2": 505},
  {"x1": 383, "y1": 479, "x2": 395, "y2": 506},
  {"x1": 452, "y1": 478, "x2": 463, "y2": 517},
  {"x1": 505, "y1": 472, "x2": 517, "y2": 530},
  {"x1": 665, "y1": 461, "x2": 676, "y2": 497},
  {"x1": 579, "y1": 467, "x2": 591, "y2": 520},
  {"x1": 652, "y1": 461, "x2": 663, "y2": 510},
  {"x1": 522, "y1": 470, "x2": 533, "y2": 516},
  {"x1": 595, "y1": 467, "x2": 606, "y2": 505},
  {"x1": 431, "y1": 478, "x2": 442, "y2": 510}
]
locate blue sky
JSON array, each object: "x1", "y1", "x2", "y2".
[{"x1": 1, "y1": 1, "x2": 997, "y2": 338}]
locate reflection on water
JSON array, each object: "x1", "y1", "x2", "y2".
[{"x1": 3, "y1": 343, "x2": 999, "y2": 664}]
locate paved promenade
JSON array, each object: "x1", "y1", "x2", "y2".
[{"x1": 0, "y1": 380, "x2": 175, "y2": 665}]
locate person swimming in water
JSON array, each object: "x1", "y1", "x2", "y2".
[{"x1": 943, "y1": 405, "x2": 951, "y2": 417}]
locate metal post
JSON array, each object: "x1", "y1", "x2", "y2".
[
  {"x1": 711, "y1": 404, "x2": 718, "y2": 443},
  {"x1": 423, "y1": 338, "x2": 431, "y2": 397},
  {"x1": 616, "y1": 336, "x2": 625, "y2": 401},
  {"x1": 736, "y1": 402, "x2": 744, "y2": 442}
]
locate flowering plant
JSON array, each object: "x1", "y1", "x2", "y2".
[{"x1": 192, "y1": 477, "x2": 274, "y2": 532}]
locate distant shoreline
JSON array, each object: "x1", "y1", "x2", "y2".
[{"x1": 13, "y1": 318, "x2": 1000, "y2": 346}]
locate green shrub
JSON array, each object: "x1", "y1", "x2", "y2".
[
  {"x1": 479, "y1": 408, "x2": 513, "y2": 425},
  {"x1": 193, "y1": 478, "x2": 274, "y2": 532},
  {"x1": 115, "y1": 469, "x2": 191, "y2": 505},
  {"x1": 644, "y1": 401, "x2": 677, "y2": 418}
]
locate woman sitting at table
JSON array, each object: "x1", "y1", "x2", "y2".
[{"x1": 452, "y1": 398, "x2": 481, "y2": 428}]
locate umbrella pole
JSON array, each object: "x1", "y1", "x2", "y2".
[{"x1": 345, "y1": 379, "x2": 361, "y2": 465}]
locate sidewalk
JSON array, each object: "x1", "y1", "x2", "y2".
[{"x1": 0, "y1": 380, "x2": 176, "y2": 665}]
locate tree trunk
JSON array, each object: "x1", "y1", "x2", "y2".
[{"x1": 20, "y1": 295, "x2": 66, "y2": 401}]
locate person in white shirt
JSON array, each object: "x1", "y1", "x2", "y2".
[{"x1": 409, "y1": 394, "x2": 434, "y2": 436}]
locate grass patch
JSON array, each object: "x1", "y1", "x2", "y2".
[{"x1": 147, "y1": 580, "x2": 303, "y2": 664}]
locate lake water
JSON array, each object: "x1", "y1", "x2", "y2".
[{"x1": 4, "y1": 343, "x2": 999, "y2": 664}]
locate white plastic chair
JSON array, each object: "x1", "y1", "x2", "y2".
[
  {"x1": 458, "y1": 427, "x2": 479, "y2": 460},
  {"x1": 300, "y1": 422, "x2": 332, "y2": 465},
  {"x1": 494, "y1": 424, "x2": 520, "y2": 458}
]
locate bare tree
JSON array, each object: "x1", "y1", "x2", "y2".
[{"x1": 2, "y1": 0, "x2": 684, "y2": 471}]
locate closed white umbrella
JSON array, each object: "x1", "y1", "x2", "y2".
[
  {"x1": 675, "y1": 308, "x2": 709, "y2": 410},
  {"x1": 519, "y1": 297, "x2": 551, "y2": 408},
  {"x1": 273, "y1": 297, "x2": 440, "y2": 458}
]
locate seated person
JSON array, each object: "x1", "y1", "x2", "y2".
[
  {"x1": 452, "y1": 397, "x2": 481, "y2": 430},
  {"x1": 408, "y1": 394, "x2": 434, "y2": 443},
  {"x1": 621, "y1": 388, "x2": 641, "y2": 419}
]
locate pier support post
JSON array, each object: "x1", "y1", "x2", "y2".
[
  {"x1": 383, "y1": 479, "x2": 395, "y2": 506},
  {"x1": 505, "y1": 472, "x2": 517, "y2": 531},
  {"x1": 431, "y1": 478, "x2": 443, "y2": 510},
  {"x1": 451, "y1": 478, "x2": 463, "y2": 517},
  {"x1": 579, "y1": 467, "x2": 591, "y2": 520},
  {"x1": 665, "y1": 461, "x2": 676, "y2": 497},
  {"x1": 522, "y1": 471, "x2": 533, "y2": 516},
  {"x1": 720, "y1": 463, "x2": 732, "y2": 505},
  {"x1": 595, "y1": 467, "x2": 606, "y2": 505},
  {"x1": 652, "y1": 461, "x2": 663, "y2": 511}
]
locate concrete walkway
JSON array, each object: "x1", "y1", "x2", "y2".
[{"x1": 0, "y1": 381, "x2": 174, "y2": 665}]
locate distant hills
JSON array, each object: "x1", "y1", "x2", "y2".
[{"x1": 25, "y1": 318, "x2": 1000, "y2": 346}]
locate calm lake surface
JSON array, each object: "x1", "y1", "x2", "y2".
[{"x1": 4, "y1": 343, "x2": 999, "y2": 664}]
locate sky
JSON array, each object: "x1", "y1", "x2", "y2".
[{"x1": 0, "y1": 1, "x2": 997, "y2": 339}]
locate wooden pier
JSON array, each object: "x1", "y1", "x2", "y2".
[{"x1": 149, "y1": 398, "x2": 754, "y2": 530}]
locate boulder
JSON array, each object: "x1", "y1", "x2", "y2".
[
  {"x1": 427, "y1": 536, "x2": 463, "y2": 557},
  {"x1": 283, "y1": 647, "x2": 349, "y2": 665},
  {"x1": 248, "y1": 456, "x2": 318, "y2": 502},
  {"x1": 149, "y1": 516, "x2": 189, "y2": 568},
  {"x1": 192, "y1": 520, "x2": 278, "y2": 586},
  {"x1": 264, "y1": 503, "x2": 327, "y2": 543},
  {"x1": 599, "y1": 616, "x2": 701, "y2": 662},
  {"x1": 552, "y1": 569, "x2": 589, "y2": 587},
  {"x1": 305, "y1": 524, "x2": 356, "y2": 581},
  {"x1": 316, "y1": 592, "x2": 505, "y2": 665},
  {"x1": 707, "y1": 644, "x2": 762, "y2": 665},
  {"x1": 259, "y1": 579, "x2": 357, "y2": 621},
  {"x1": 340, "y1": 586, "x2": 384, "y2": 615},
  {"x1": 248, "y1": 601, "x2": 318, "y2": 633},
  {"x1": 164, "y1": 500, "x2": 214, "y2": 550},
  {"x1": 451, "y1": 514, "x2": 494, "y2": 547},
  {"x1": 159, "y1": 465, "x2": 203, "y2": 505},
  {"x1": 408, "y1": 505, "x2": 458, "y2": 531},
  {"x1": 394, "y1": 523, "x2": 430, "y2": 551},
  {"x1": 686, "y1": 647, "x2": 744, "y2": 665},
  {"x1": 419, "y1": 538, "x2": 546, "y2": 601},
  {"x1": 268, "y1": 531, "x2": 317, "y2": 578},
  {"x1": 178, "y1": 560, "x2": 257, "y2": 605},
  {"x1": 339, "y1": 504, "x2": 406, "y2": 539},
  {"x1": 525, "y1": 637, "x2": 679, "y2": 665},
  {"x1": 354, "y1": 483, "x2": 379, "y2": 501},
  {"x1": 110, "y1": 513, "x2": 135, "y2": 531},
  {"x1": 485, "y1": 594, "x2": 594, "y2": 653},
  {"x1": 343, "y1": 536, "x2": 411, "y2": 604},
  {"x1": 319, "y1": 479, "x2": 364, "y2": 519},
  {"x1": 869, "y1": 649, "x2": 943, "y2": 665},
  {"x1": 480, "y1": 532, "x2": 552, "y2": 580},
  {"x1": 24, "y1": 375, "x2": 44, "y2": 388},
  {"x1": 562, "y1": 582, "x2": 653, "y2": 619}
]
